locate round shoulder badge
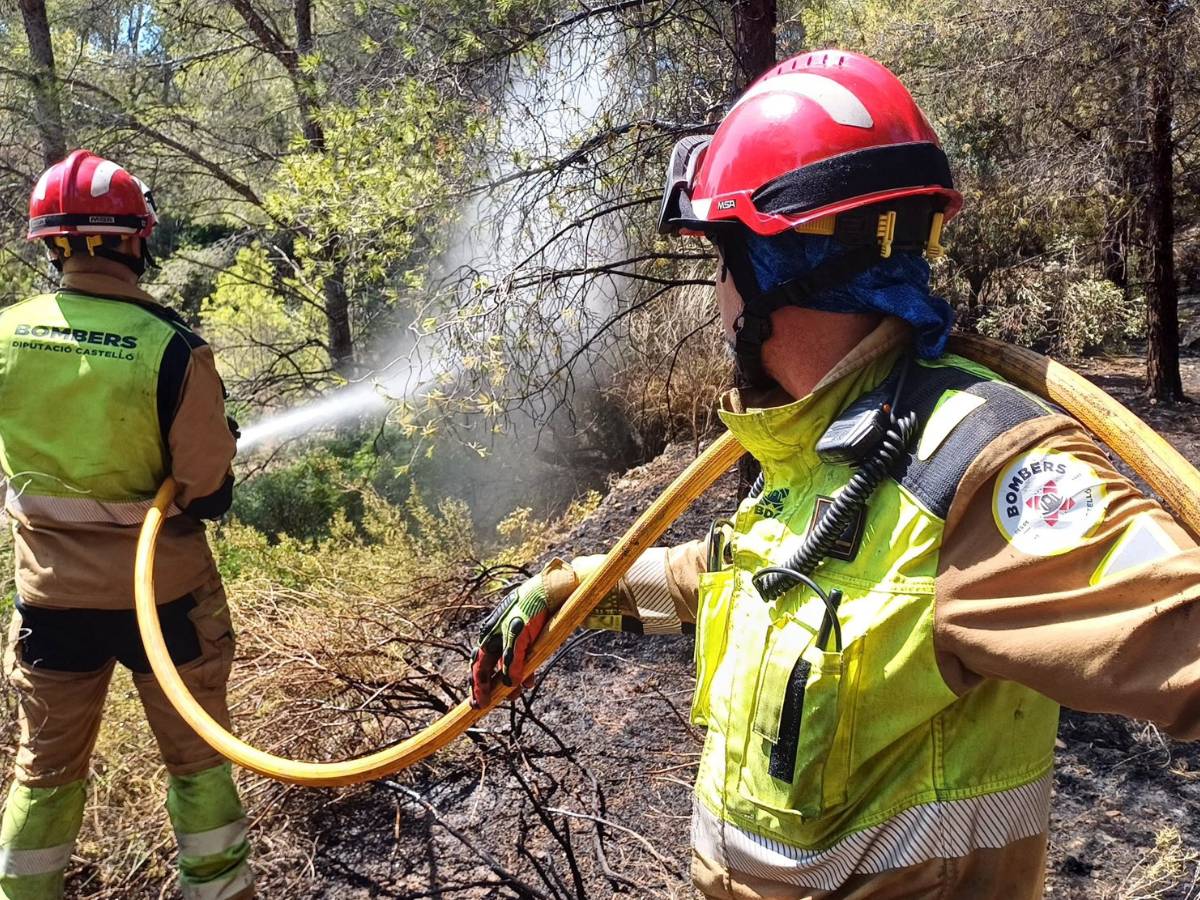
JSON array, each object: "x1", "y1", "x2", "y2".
[{"x1": 992, "y1": 449, "x2": 1108, "y2": 556}]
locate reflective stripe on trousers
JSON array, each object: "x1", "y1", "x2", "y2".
[
  {"x1": 0, "y1": 844, "x2": 73, "y2": 878},
  {"x1": 0, "y1": 768, "x2": 252, "y2": 900},
  {"x1": 180, "y1": 862, "x2": 253, "y2": 900},
  {"x1": 0, "y1": 780, "x2": 85, "y2": 900},
  {"x1": 177, "y1": 819, "x2": 248, "y2": 858},
  {"x1": 170, "y1": 764, "x2": 253, "y2": 899}
]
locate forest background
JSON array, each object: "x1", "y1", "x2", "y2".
[{"x1": 0, "y1": 0, "x2": 1199, "y2": 897}]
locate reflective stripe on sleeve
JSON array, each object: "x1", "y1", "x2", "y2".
[
  {"x1": 180, "y1": 861, "x2": 253, "y2": 900},
  {"x1": 176, "y1": 818, "x2": 248, "y2": 859},
  {"x1": 1090, "y1": 514, "x2": 1181, "y2": 585},
  {"x1": 626, "y1": 548, "x2": 681, "y2": 634},
  {"x1": 0, "y1": 841, "x2": 74, "y2": 877}
]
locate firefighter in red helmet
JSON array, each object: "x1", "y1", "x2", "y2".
[
  {"x1": 472, "y1": 51, "x2": 1200, "y2": 898},
  {"x1": 0, "y1": 150, "x2": 253, "y2": 899}
]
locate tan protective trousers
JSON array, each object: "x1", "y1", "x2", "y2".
[
  {"x1": 6, "y1": 574, "x2": 236, "y2": 786},
  {"x1": 1, "y1": 574, "x2": 253, "y2": 900},
  {"x1": 691, "y1": 832, "x2": 1047, "y2": 898}
]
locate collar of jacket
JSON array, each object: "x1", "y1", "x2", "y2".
[
  {"x1": 60, "y1": 271, "x2": 159, "y2": 306},
  {"x1": 718, "y1": 316, "x2": 913, "y2": 480}
]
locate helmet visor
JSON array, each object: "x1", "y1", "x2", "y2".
[{"x1": 657, "y1": 135, "x2": 711, "y2": 235}]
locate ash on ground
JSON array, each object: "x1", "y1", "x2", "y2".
[{"x1": 265, "y1": 359, "x2": 1200, "y2": 899}]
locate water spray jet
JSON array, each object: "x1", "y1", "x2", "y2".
[
  {"x1": 237, "y1": 383, "x2": 388, "y2": 451},
  {"x1": 235, "y1": 350, "x2": 437, "y2": 451}
]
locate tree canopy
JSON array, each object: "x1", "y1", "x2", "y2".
[{"x1": 1, "y1": 0, "x2": 1195, "y2": 465}]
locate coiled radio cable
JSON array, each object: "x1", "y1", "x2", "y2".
[{"x1": 753, "y1": 357, "x2": 919, "y2": 612}]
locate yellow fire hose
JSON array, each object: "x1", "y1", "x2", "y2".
[
  {"x1": 948, "y1": 334, "x2": 1200, "y2": 540},
  {"x1": 135, "y1": 429, "x2": 744, "y2": 786},
  {"x1": 134, "y1": 335, "x2": 1200, "y2": 786}
]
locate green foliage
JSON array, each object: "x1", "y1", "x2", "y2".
[
  {"x1": 148, "y1": 240, "x2": 241, "y2": 324},
  {"x1": 266, "y1": 82, "x2": 475, "y2": 320},
  {"x1": 214, "y1": 482, "x2": 475, "y2": 592},
  {"x1": 976, "y1": 264, "x2": 1145, "y2": 358},
  {"x1": 231, "y1": 423, "x2": 422, "y2": 542},
  {"x1": 493, "y1": 490, "x2": 602, "y2": 566},
  {"x1": 201, "y1": 244, "x2": 331, "y2": 394},
  {"x1": 232, "y1": 450, "x2": 367, "y2": 544},
  {"x1": 0, "y1": 247, "x2": 42, "y2": 310}
]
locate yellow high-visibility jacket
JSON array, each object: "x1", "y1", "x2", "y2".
[{"x1": 544, "y1": 318, "x2": 1200, "y2": 898}]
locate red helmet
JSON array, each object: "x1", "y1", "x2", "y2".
[
  {"x1": 28, "y1": 149, "x2": 157, "y2": 242},
  {"x1": 658, "y1": 50, "x2": 960, "y2": 241}
]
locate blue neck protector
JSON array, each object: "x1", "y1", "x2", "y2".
[{"x1": 742, "y1": 230, "x2": 954, "y2": 359}]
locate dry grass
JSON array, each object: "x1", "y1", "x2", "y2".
[
  {"x1": 608, "y1": 277, "x2": 731, "y2": 451},
  {"x1": 0, "y1": 482, "x2": 602, "y2": 897},
  {"x1": 1104, "y1": 827, "x2": 1200, "y2": 900}
]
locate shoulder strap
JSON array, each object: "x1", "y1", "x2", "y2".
[{"x1": 894, "y1": 360, "x2": 1053, "y2": 519}]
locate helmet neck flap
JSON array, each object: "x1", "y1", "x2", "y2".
[{"x1": 716, "y1": 196, "x2": 945, "y2": 389}]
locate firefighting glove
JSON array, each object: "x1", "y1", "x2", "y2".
[{"x1": 469, "y1": 575, "x2": 550, "y2": 709}]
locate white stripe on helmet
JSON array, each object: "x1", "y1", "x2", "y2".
[
  {"x1": 90, "y1": 160, "x2": 123, "y2": 197},
  {"x1": 32, "y1": 170, "x2": 54, "y2": 202},
  {"x1": 732, "y1": 73, "x2": 873, "y2": 129}
]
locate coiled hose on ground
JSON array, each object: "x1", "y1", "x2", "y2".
[{"x1": 133, "y1": 335, "x2": 1200, "y2": 786}]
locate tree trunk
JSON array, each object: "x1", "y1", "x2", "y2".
[
  {"x1": 726, "y1": 0, "x2": 774, "y2": 365},
  {"x1": 731, "y1": 0, "x2": 777, "y2": 93},
  {"x1": 1143, "y1": 0, "x2": 1183, "y2": 401},
  {"x1": 229, "y1": 0, "x2": 351, "y2": 372},
  {"x1": 322, "y1": 242, "x2": 354, "y2": 374},
  {"x1": 18, "y1": 0, "x2": 66, "y2": 167},
  {"x1": 962, "y1": 268, "x2": 987, "y2": 329},
  {"x1": 1103, "y1": 67, "x2": 1135, "y2": 297},
  {"x1": 292, "y1": 0, "x2": 326, "y2": 149},
  {"x1": 1101, "y1": 212, "x2": 1128, "y2": 294},
  {"x1": 294, "y1": 0, "x2": 350, "y2": 371}
]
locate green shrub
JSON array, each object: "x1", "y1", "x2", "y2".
[
  {"x1": 233, "y1": 450, "x2": 366, "y2": 543},
  {"x1": 975, "y1": 264, "x2": 1144, "y2": 358},
  {"x1": 215, "y1": 482, "x2": 476, "y2": 592},
  {"x1": 232, "y1": 425, "x2": 420, "y2": 541}
]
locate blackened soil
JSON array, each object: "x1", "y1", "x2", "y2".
[
  {"x1": 271, "y1": 359, "x2": 1200, "y2": 899},
  {"x1": 258, "y1": 445, "x2": 740, "y2": 899},
  {"x1": 1043, "y1": 357, "x2": 1200, "y2": 898}
]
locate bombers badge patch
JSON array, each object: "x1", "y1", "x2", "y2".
[{"x1": 992, "y1": 450, "x2": 1108, "y2": 556}]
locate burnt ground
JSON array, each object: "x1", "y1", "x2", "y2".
[
  {"x1": 262, "y1": 358, "x2": 1200, "y2": 899},
  {"x1": 276, "y1": 444, "x2": 737, "y2": 900}
]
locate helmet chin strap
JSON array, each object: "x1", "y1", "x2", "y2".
[
  {"x1": 719, "y1": 232, "x2": 882, "y2": 390},
  {"x1": 94, "y1": 244, "x2": 148, "y2": 276}
]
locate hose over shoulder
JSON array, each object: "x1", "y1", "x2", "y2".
[{"x1": 949, "y1": 334, "x2": 1200, "y2": 541}]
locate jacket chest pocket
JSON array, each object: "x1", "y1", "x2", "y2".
[
  {"x1": 738, "y1": 621, "x2": 859, "y2": 820},
  {"x1": 691, "y1": 569, "x2": 736, "y2": 728}
]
